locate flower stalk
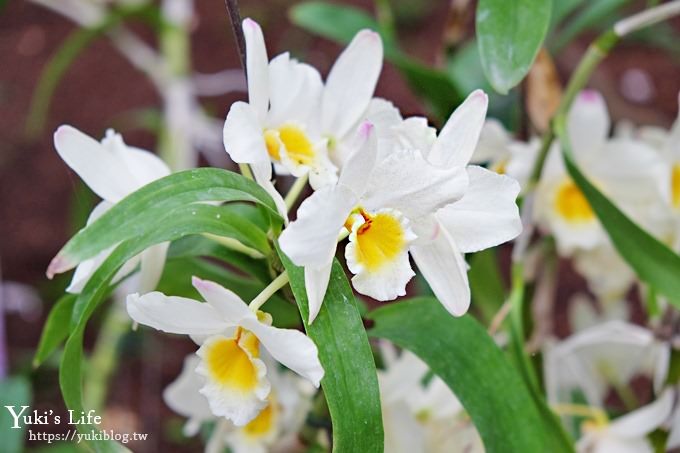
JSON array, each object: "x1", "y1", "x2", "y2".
[
  {"x1": 249, "y1": 271, "x2": 290, "y2": 312},
  {"x1": 284, "y1": 174, "x2": 309, "y2": 210}
]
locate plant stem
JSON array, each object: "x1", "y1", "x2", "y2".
[
  {"x1": 374, "y1": 0, "x2": 396, "y2": 41},
  {"x1": 508, "y1": 262, "x2": 541, "y2": 395},
  {"x1": 552, "y1": 404, "x2": 609, "y2": 426},
  {"x1": 528, "y1": 1, "x2": 680, "y2": 185},
  {"x1": 203, "y1": 233, "x2": 265, "y2": 259},
  {"x1": 249, "y1": 271, "x2": 290, "y2": 312},
  {"x1": 238, "y1": 163, "x2": 254, "y2": 180},
  {"x1": 84, "y1": 301, "x2": 130, "y2": 412},
  {"x1": 527, "y1": 31, "x2": 618, "y2": 188},
  {"x1": 284, "y1": 174, "x2": 309, "y2": 211},
  {"x1": 614, "y1": 0, "x2": 680, "y2": 36},
  {"x1": 158, "y1": 0, "x2": 194, "y2": 171}
]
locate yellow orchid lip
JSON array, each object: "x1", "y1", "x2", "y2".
[
  {"x1": 264, "y1": 124, "x2": 316, "y2": 166},
  {"x1": 348, "y1": 208, "x2": 408, "y2": 273},
  {"x1": 554, "y1": 178, "x2": 595, "y2": 223},
  {"x1": 204, "y1": 328, "x2": 260, "y2": 391},
  {"x1": 671, "y1": 164, "x2": 680, "y2": 209},
  {"x1": 242, "y1": 394, "x2": 279, "y2": 439}
]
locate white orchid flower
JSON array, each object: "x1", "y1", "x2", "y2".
[
  {"x1": 127, "y1": 276, "x2": 323, "y2": 426},
  {"x1": 576, "y1": 389, "x2": 675, "y2": 453},
  {"x1": 280, "y1": 90, "x2": 522, "y2": 322},
  {"x1": 378, "y1": 346, "x2": 483, "y2": 453},
  {"x1": 50, "y1": 125, "x2": 171, "y2": 293},
  {"x1": 163, "y1": 355, "x2": 215, "y2": 436},
  {"x1": 534, "y1": 90, "x2": 667, "y2": 255},
  {"x1": 164, "y1": 353, "x2": 314, "y2": 453},
  {"x1": 568, "y1": 294, "x2": 630, "y2": 333},
  {"x1": 635, "y1": 93, "x2": 680, "y2": 250},
  {"x1": 223, "y1": 18, "x2": 383, "y2": 196},
  {"x1": 544, "y1": 321, "x2": 670, "y2": 410},
  {"x1": 471, "y1": 118, "x2": 540, "y2": 189},
  {"x1": 572, "y1": 244, "x2": 637, "y2": 304}
]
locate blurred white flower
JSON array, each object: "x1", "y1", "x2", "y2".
[
  {"x1": 280, "y1": 91, "x2": 522, "y2": 322},
  {"x1": 223, "y1": 18, "x2": 383, "y2": 195},
  {"x1": 378, "y1": 347, "x2": 483, "y2": 453},
  {"x1": 534, "y1": 90, "x2": 667, "y2": 256},
  {"x1": 568, "y1": 294, "x2": 630, "y2": 333},
  {"x1": 636, "y1": 94, "x2": 680, "y2": 250},
  {"x1": 576, "y1": 389, "x2": 675, "y2": 453},
  {"x1": 127, "y1": 276, "x2": 323, "y2": 425},
  {"x1": 50, "y1": 126, "x2": 170, "y2": 293},
  {"x1": 471, "y1": 118, "x2": 539, "y2": 189},
  {"x1": 571, "y1": 244, "x2": 636, "y2": 304},
  {"x1": 544, "y1": 321, "x2": 670, "y2": 411}
]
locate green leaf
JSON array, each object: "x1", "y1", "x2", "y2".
[
  {"x1": 60, "y1": 203, "x2": 270, "y2": 451},
  {"x1": 50, "y1": 168, "x2": 280, "y2": 274},
  {"x1": 158, "y1": 257, "x2": 300, "y2": 328},
  {"x1": 33, "y1": 294, "x2": 77, "y2": 368},
  {"x1": 166, "y1": 235, "x2": 271, "y2": 283},
  {"x1": 560, "y1": 135, "x2": 680, "y2": 307},
  {"x1": 289, "y1": 1, "x2": 462, "y2": 119},
  {"x1": 290, "y1": 1, "x2": 385, "y2": 45},
  {"x1": 550, "y1": 0, "x2": 587, "y2": 29},
  {"x1": 0, "y1": 376, "x2": 32, "y2": 453},
  {"x1": 368, "y1": 298, "x2": 574, "y2": 453},
  {"x1": 277, "y1": 245, "x2": 383, "y2": 452},
  {"x1": 476, "y1": 0, "x2": 552, "y2": 94},
  {"x1": 468, "y1": 249, "x2": 506, "y2": 323},
  {"x1": 550, "y1": 0, "x2": 633, "y2": 51}
]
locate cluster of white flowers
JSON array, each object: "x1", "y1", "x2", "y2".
[
  {"x1": 225, "y1": 19, "x2": 522, "y2": 323},
  {"x1": 477, "y1": 91, "x2": 680, "y2": 452},
  {"x1": 544, "y1": 321, "x2": 678, "y2": 452},
  {"x1": 477, "y1": 90, "x2": 680, "y2": 305},
  {"x1": 48, "y1": 17, "x2": 525, "y2": 449}
]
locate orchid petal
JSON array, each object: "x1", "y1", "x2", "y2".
[
  {"x1": 427, "y1": 89, "x2": 488, "y2": 168},
  {"x1": 322, "y1": 30, "x2": 383, "y2": 139},
  {"x1": 410, "y1": 224, "x2": 470, "y2": 316},
  {"x1": 126, "y1": 292, "x2": 229, "y2": 335},
  {"x1": 437, "y1": 166, "x2": 521, "y2": 253}
]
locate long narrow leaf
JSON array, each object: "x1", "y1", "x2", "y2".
[
  {"x1": 560, "y1": 135, "x2": 680, "y2": 307},
  {"x1": 33, "y1": 294, "x2": 77, "y2": 368},
  {"x1": 49, "y1": 168, "x2": 280, "y2": 276},
  {"x1": 368, "y1": 298, "x2": 574, "y2": 453},
  {"x1": 277, "y1": 246, "x2": 384, "y2": 452}
]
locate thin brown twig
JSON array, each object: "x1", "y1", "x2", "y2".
[{"x1": 223, "y1": 0, "x2": 247, "y2": 72}]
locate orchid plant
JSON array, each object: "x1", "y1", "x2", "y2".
[{"x1": 13, "y1": 0, "x2": 680, "y2": 452}]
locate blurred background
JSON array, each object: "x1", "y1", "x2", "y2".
[{"x1": 1, "y1": 0, "x2": 680, "y2": 451}]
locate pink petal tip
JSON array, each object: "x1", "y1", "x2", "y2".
[
  {"x1": 242, "y1": 18, "x2": 257, "y2": 29},
  {"x1": 46, "y1": 255, "x2": 70, "y2": 279},
  {"x1": 359, "y1": 121, "x2": 374, "y2": 138},
  {"x1": 579, "y1": 89, "x2": 600, "y2": 102}
]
